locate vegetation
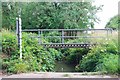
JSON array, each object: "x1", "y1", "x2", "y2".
[
  {"x1": 2, "y1": 29, "x2": 119, "y2": 74},
  {"x1": 75, "y1": 37, "x2": 119, "y2": 74},
  {"x1": 105, "y1": 15, "x2": 120, "y2": 30},
  {"x1": 2, "y1": 30, "x2": 60, "y2": 73},
  {"x1": 63, "y1": 48, "x2": 89, "y2": 64},
  {"x1": 2, "y1": 2, "x2": 102, "y2": 30},
  {"x1": 1, "y1": 1, "x2": 119, "y2": 75}
]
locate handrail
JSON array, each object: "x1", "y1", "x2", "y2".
[
  {"x1": 22, "y1": 28, "x2": 112, "y2": 32},
  {"x1": 29, "y1": 36, "x2": 106, "y2": 38},
  {"x1": 22, "y1": 28, "x2": 112, "y2": 44}
]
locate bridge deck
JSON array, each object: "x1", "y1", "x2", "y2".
[{"x1": 41, "y1": 43, "x2": 96, "y2": 48}]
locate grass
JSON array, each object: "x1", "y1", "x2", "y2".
[
  {"x1": 90, "y1": 30, "x2": 118, "y2": 43},
  {"x1": 81, "y1": 72, "x2": 106, "y2": 75},
  {"x1": 63, "y1": 74, "x2": 70, "y2": 77}
]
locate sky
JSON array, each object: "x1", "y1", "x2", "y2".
[{"x1": 93, "y1": 0, "x2": 119, "y2": 29}]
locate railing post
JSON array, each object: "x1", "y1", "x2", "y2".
[
  {"x1": 38, "y1": 30, "x2": 41, "y2": 44},
  {"x1": 62, "y1": 30, "x2": 64, "y2": 44},
  {"x1": 41, "y1": 30, "x2": 43, "y2": 44},
  {"x1": 38, "y1": 30, "x2": 43, "y2": 44},
  {"x1": 106, "y1": 29, "x2": 109, "y2": 40},
  {"x1": 110, "y1": 28, "x2": 113, "y2": 36}
]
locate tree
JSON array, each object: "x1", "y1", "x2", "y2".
[
  {"x1": 2, "y1": 2, "x2": 102, "y2": 30},
  {"x1": 2, "y1": 2, "x2": 18, "y2": 30},
  {"x1": 105, "y1": 15, "x2": 120, "y2": 30}
]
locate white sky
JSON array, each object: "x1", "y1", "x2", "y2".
[{"x1": 93, "y1": 0, "x2": 119, "y2": 29}]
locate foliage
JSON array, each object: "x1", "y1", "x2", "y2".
[
  {"x1": 0, "y1": 58, "x2": 2, "y2": 70},
  {"x1": 2, "y1": 30, "x2": 19, "y2": 57},
  {"x1": 6, "y1": 59, "x2": 28, "y2": 73},
  {"x1": 2, "y1": 1, "x2": 119, "y2": 75},
  {"x1": 64, "y1": 48, "x2": 89, "y2": 64},
  {"x1": 105, "y1": 15, "x2": 120, "y2": 30},
  {"x1": 44, "y1": 31, "x2": 61, "y2": 43},
  {"x1": 96, "y1": 54, "x2": 119, "y2": 74},
  {"x1": 2, "y1": 30, "x2": 59, "y2": 73},
  {"x1": 75, "y1": 39, "x2": 119, "y2": 74},
  {"x1": 75, "y1": 45, "x2": 105, "y2": 72},
  {"x1": 2, "y1": 2, "x2": 18, "y2": 30},
  {"x1": 2, "y1": 2, "x2": 102, "y2": 30}
]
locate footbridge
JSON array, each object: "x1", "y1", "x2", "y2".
[{"x1": 22, "y1": 28, "x2": 112, "y2": 48}]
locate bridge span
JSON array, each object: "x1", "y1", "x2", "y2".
[{"x1": 22, "y1": 29, "x2": 112, "y2": 48}]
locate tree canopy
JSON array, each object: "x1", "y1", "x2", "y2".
[
  {"x1": 105, "y1": 15, "x2": 120, "y2": 30},
  {"x1": 2, "y1": 2, "x2": 102, "y2": 30}
]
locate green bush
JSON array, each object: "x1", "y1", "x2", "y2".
[
  {"x1": 7, "y1": 59, "x2": 28, "y2": 73},
  {"x1": 2, "y1": 30, "x2": 59, "y2": 73},
  {"x1": 75, "y1": 39, "x2": 118, "y2": 74},
  {"x1": 75, "y1": 46, "x2": 105, "y2": 72},
  {"x1": 14, "y1": 62, "x2": 28, "y2": 73},
  {"x1": 2, "y1": 30, "x2": 18, "y2": 57},
  {"x1": 96, "y1": 54, "x2": 119, "y2": 74},
  {"x1": 64, "y1": 48, "x2": 89, "y2": 64},
  {"x1": 44, "y1": 31, "x2": 61, "y2": 43}
]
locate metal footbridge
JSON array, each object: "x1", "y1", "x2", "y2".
[{"x1": 22, "y1": 28, "x2": 112, "y2": 48}]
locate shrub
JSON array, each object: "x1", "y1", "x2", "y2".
[
  {"x1": 14, "y1": 62, "x2": 28, "y2": 73},
  {"x1": 44, "y1": 31, "x2": 61, "y2": 43},
  {"x1": 75, "y1": 39, "x2": 118, "y2": 74},
  {"x1": 7, "y1": 59, "x2": 28, "y2": 74},
  {"x1": 2, "y1": 30, "x2": 18, "y2": 57},
  {"x1": 64, "y1": 48, "x2": 89, "y2": 64},
  {"x1": 75, "y1": 46, "x2": 105, "y2": 72},
  {"x1": 2, "y1": 30, "x2": 59, "y2": 73},
  {"x1": 96, "y1": 54, "x2": 119, "y2": 74}
]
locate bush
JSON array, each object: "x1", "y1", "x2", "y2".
[
  {"x1": 64, "y1": 48, "x2": 89, "y2": 64},
  {"x1": 75, "y1": 46, "x2": 105, "y2": 72},
  {"x1": 44, "y1": 31, "x2": 61, "y2": 43},
  {"x1": 75, "y1": 39, "x2": 118, "y2": 74},
  {"x1": 2, "y1": 30, "x2": 59, "y2": 73},
  {"x1": 6, "y1": 59, "x2": 28, "y2": 73},
  {"x1": 2, "y1": 30, "x2": 18, "y2": 57},
  {"x1": 96, "y1": 54, "x2": 119, "y2": 74}
]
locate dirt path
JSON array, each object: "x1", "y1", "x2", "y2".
[{"x1": 0, "y1": 72, "x2": 118, "y2": 78}]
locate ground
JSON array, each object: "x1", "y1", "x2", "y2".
[{"x1": 0, "y1": 72, "x2": 118, "y2": 79}]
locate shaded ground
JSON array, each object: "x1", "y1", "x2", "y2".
[{"x1": 0, "y1": 72, "x2": 118, "y2": 78}]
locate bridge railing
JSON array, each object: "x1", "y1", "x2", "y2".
[{"x1": 22, "y1": 28, "x2": 113, "y2": 44}]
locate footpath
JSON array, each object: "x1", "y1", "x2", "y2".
[{"x1": 0, "y1": 72, "x2": 118, "y2": 78}]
